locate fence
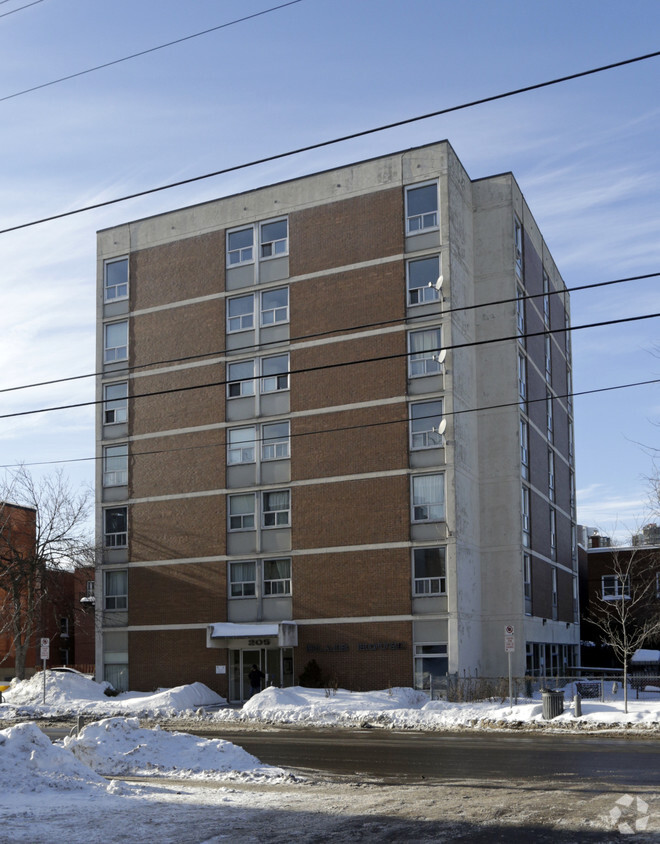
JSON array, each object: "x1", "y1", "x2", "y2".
[{"x1": 429, "y1": 674, "x2": 660, "y2": 704}]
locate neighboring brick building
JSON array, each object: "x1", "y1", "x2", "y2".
[
  {"x1": 579, "y1": 535, "x2": 660, "y2": 669},
  {"x1": 0, "y1": 502, "x2": 94, "y2": 679},
  {"x1": 95, "y1": 141, "x2": 578, "y2": 698}
]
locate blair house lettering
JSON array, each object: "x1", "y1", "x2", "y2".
[{"x1": 306, "y1": 642, "x2": 406, "y2": 653}]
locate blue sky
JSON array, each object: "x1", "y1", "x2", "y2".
[{"x1": 0, "y1": 0, "x2": 658, "y2": 541}]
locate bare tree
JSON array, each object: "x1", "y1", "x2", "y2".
[
  {"x1": 586, "y1": 546, "x2": 660, "y2": 712},
  {"x1": 0, "y1": 467, "x2": 92, "y2": 680}
]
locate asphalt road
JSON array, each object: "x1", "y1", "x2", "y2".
[{"x1": 183, "y1": 727, "x2": 660, "y2": 787}]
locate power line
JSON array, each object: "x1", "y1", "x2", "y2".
[
  {"x1": 0, "y1": 0, "x2": 44, "y2": 19},
  {"x1": 2, "y1": 47, "x2": 660, "y2": 236},
  {"x1": 0, "y1": 1, "x2": 304, "y2": 102},
  {"x1": 2, "y1": 376, "x2": 657, "y2": 472},
  {"x1": 1, "y1": 270, "x2": 657, "y2": 398},
  {"x1": 1, "y1": 309, "x2": 658, "y2": 422}
]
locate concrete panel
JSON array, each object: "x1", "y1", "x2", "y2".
[
  {"x1": 227, "y1": 531, "x2": 257, "y2": 556},
  {"x1": 405, "y1": 231, "x2": 441, "y2": 253},
  {"x1": 260, "y1": 460, "x2": 290, "y2": 485},
  {"x1": 227, "y1": 464, "x2": 256, "y2": 488},
  {"x1": 262, "y1": 597, "x2": 292, "y2": 621},
  {"x1": 226, "y1": 396, "x2": 256, "y2": 421},
  {"x1": 259, "y1": 257, "x2": 289, "y2": 284},
  {"x1": 102, "y1": 485, "x2": 128, "y2": 503},
  {"x1": 260, "y1": 391, "x2": 289, "y2": 417},
  {"x1": 228, "y1": 599, "x2": 258, "y2": 623},
  {"x1": 226, "y1": 264, "x2": 255, "y2": 290},
  {"x1": 413, "y1": 618, "x2": 448, "y2": 641},
  {"x1": 227, "y1": 330, "x2": 255, "y2": 352},
  {"x1": 261, "y1": 528, "x2": 291, "y2": 553},
  {"x1": 412, "y1": 596, "x2": 448, "y2": 614}
]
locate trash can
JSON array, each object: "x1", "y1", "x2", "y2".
[{"x1": 541, "y1": 688, "x2": 564, "y2": 719}]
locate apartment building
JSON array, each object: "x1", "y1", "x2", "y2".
[{"x1": 95, "y1": 141, "x2": 578, "y2": 698}]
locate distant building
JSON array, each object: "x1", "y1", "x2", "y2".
[
  {"x1": 632, "y1": 523, "x2": 660, "y2": 547},
  {"x1": 95, "y1": 140, "x2": 578, "y2": 699}
]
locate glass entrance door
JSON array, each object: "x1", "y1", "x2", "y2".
[{"x1": 229, "y1": 647, "x2": 294, "y2": 702}]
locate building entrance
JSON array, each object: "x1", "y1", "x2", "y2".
[{"x1": 229, "y1": 647, "x2": 294, "y2": 702}]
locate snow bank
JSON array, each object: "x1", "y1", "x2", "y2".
[
  {"x1": 218, "y1": 685, "x2": 660, "y2": 731},
  {"x1": 0, "y1": 722, "x2": 109, "y2": 794},
  {"x1": 64, "y1": 717, "x2": 284, "y2": 780},
  {"x1": 2, "y1": 673, "x2": 225, "y2": 717}
]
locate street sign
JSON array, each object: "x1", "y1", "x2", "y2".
[
  {"x1": 504, "y1": 625, "x2": 514, "y2": 635},
  {"x1": 40, "y1": 638, "x2": 50, "y2": 660},
  {"x1": 504, "y1": 635, "x2": 515, "y2": 653}
]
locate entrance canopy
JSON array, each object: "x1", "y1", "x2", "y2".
[{"x1": 207, "y1": 621, "x2": 297, "y2": 649}]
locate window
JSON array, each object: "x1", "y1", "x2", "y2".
[
  {"x1": 104, "y1": 507, "x2": 127, "y2": 548},
  {"x1": 544, "y1": 335, "x2": 552, "y2": 383},
  {"x1": 262, "y1": 421, "x2": 290, "y2": 460},
  {"x1": 568, "y1": 419, "x2": 574, "y2": 461},
  {"x1": 550, "y1": 508, "x2": 557, "y2": 560},
  {"x1": 656, "y1": 572, "x2": 660, "y2": 599},
  {"x1": 103, "y1": 382, "x2": 128, "y2": 425},
  {"x1": 104, "y1": 570, "x2": 127, "y2": 610},
  {"x1": 518, "y1": 351, "x2": 527, "y2": 408},
  {"x1": 227, "y1": 360, "x2": 255, "y2": 398},
  {"x1": 260, "y1": 219, "x2": 288, "y2": 258},
  {"x1": 520, "y1": 417, "x2": 529, "y2": 480},
  {"x1": 523, "y1": 554, "x2": 532, "y2": 609},
  {"x1": 264, "y1": 558, "x2": 291, "y2": 596},
  {"x1": 573, "y1": 576, "x2": 579, "y2": 622},
  {"x1": 406, "y1": 183, "x2": 438, "y2": 234},
  {"x1": 410, "y1": 401, "x2": 444, "y2": 449},
  {"x1": 514, "y1": 216, "x2": 523, "y2": 278},
  {"x1": 602, "y1": 574, "x2": 630, "y2": 600},
  {"x1": 569, "y1": 470, "x2": 575, "y2": 516},
  {"x1": 227, "y1": 294, "x2": 255, "y2": 332},
  {"x1": 230, "y1": 561, "x2": 256, "y2": 597},
  {"x1": 543, "y1": 270, "x2": 551, "y2": 329},
  {"x1": 414, "y1": 643, "x2": 448, "y2": 692},
  {"x1": 228, "y1": 493, "x2": 255, "y2": 531},
  {"x1": 411, "y1": 474, "x2": 445, "y2": 523},
  {"x1": 262, "y1": 490, "x2": 290, "y2": 528},
  {"x1": 261, "y1": 287, "x2": 289, "y2": 325},
  {"x1": 516, "y1": 284, "x2": 526, "y2": 341},
  {"x1": 103, "y1": 444, "x2": 128, "y2": 487},
  {"x1": 413, "y1": 547, "x2": 446, "y2": 595},
  {"x1": 227, "y1": 427, "x2": 256, "y2": 464},
  {"x1": 548, "y1": 450, "x2": 555, "y2": 502},
  {"x1": 104, "y1": 321, "x2": 128, "y2": 364},
  {"x1": 552, "y1": 567, "x2": 558, "y2": 610},
  {"x1": 522, "y1": 485, "x2": 530, "y2": 547},
  {"x1": 227, "y1": 227, "x2": 254, "y2": 266},
  {"x1": 409, "y1": 329, "x2": 442, "y2": 377},
  {"x1": 85, "y1": 580, "x2": 95, "y2": 599},
  {"x1": 546, "y1": 391, "x2": 554, "y2": 442},
  {"x1": 566, "y1": 366, "x2": 573, "y2": 414},
  {"x1": 261, "y1": 354, "x2": 289, "y2": 393},
  {"x1": 60, "y1": 617, "x2": 69, "y2": 637},
  {"x1": 104, "y1": 257, "x2": 128, "y2": 302},
  {"x1": 407, "y1": 256, "x2": 440, "y2": 306}
]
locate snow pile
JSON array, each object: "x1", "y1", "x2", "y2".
[
  {"x1": 2, "y1": 672, "x2": 225, "y2": 717},
  {"x1": 64, "y1": 717, "x2": 285, "y2": 781},
  {"x1": 241, "y1": 685, "x2": 428, "y2": 725},
  {"x1": 220, "y1": 685, "x2": 660, "y2": 730},
  {"x1": 0, "y1": 722, "x2": 110, "y2": 794}
]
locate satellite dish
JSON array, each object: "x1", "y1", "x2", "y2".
[
  {"x1": 434, "y1": 275, "x2": 444, "y2": 291},
  {"x1": 436, "y1": 349, "x2": 447, "y2": 365},
  {"x1": 437, "y1": 418, "x2": 447, "y2": 436}
]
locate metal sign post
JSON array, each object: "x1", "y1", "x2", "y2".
[
  {"x1": 504, "y1": 626, "x2": 515, "y2": 711},
  {"x1": 40, "y1": 638, "x2": 50, "y2": 705}
]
